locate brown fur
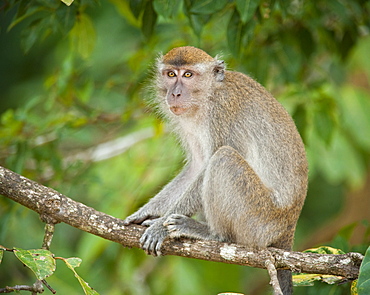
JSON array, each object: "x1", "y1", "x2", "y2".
[
  {"x1": 162, "y1": 46, "x2": 214, "y2": 66},
  {"x1": 125, "y1": 47, "x2": 308, "y2": 295}
]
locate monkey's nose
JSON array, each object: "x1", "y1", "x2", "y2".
[{"x1": 172, "y1": 92, "x2": 181, "y2": 98}]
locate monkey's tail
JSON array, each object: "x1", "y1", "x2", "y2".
[{"x1": 277, "y1": 269, "x2": 293, "y2": 295}]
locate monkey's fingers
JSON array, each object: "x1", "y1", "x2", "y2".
[
  {"x1": 123, "y1": 212, "x2": 155, "y2": 225},
  {"x1": 142, "y1": 219, "x2": 157, "y2": 226},
  {"x1": 140, "y1": 220, "x2": 168, "y2": 256},
  {"x1": 163, "y1": 214, "x2": 189, "y2": 237},
  {"x1": 140, "y1": 232, "x2": 162, "y2": 256},
  {"x1": 123, "y1": 215, "x2": 142, "y2": 225},
  {"x1": 163, "y1": 214, "x2": 185, "y2": 225}
]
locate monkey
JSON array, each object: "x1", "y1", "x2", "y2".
[{"x1": 124, "y1": 46, "x2": 308, "y2": 295}]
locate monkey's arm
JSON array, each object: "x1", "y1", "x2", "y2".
[
  {"x1": 138, "y1": 170, "x2": 205, "y2": 256},
  {"x1": 123, "y1": 164, "x2": 198, "y2": 225}
]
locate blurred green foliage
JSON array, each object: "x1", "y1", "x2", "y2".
[{"x1": 0, "y1": 0, "x2": 370, "y2": 294}]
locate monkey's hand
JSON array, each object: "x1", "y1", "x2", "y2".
[
  {"x1": 123, "y1": 209, "x2": 160, "y2": 226},
  {"x1": 140, "y1": 217, "x2": 168, "y2": 256}
]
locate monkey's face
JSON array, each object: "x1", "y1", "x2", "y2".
[
  {"x1": 156, "y1": 63, "x2": 223, "y2": 117},
  {"x1": 155, "y1": 46, "x2": 225, "y2": 117},
  {"x1": 162, "y1": 67, "x2": 202, "y2": 115}
]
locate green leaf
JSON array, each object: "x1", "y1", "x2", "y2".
[
  {"x1": 70, "y1": 13, "x2": 96, "y2": 59},
  {"x1": 20, "y1": 18, "x2": 48, "y2": 53},
  {"x1": 315, "y1": 130, "x2": 366, "y2": 189},
  {"x1": 313, "y1": 106, "x2": 335, "y2": 145},
  {"x1": 236, "y1": 0, "x2": 259, "y2": 23},
  {"x1": 36, "y1": 0, "x2": 60, "y2": 8},
  {"x1": 153, "y1": 0, "x2": 181, "y2": 19},
  {"x1": 339, "y1": 87, "x2": 370, "y2": 150},
  {"x1": 14, "y1": 248, "x2": 56, "y2": 280},
  {"x1": 141, "y1": 1, "x2": 157, "y2": 39},
  {"x1": 293, "y1": 273, "x2": 346, "y2": 286},
  {"x1": 273, "y1": 32, "x2": 303, "y2": 83},
  {"x1": 340, "y1": 29, "x2": 356, "y2": 60},
  {"x1": 0, "y1": 249, "x2": 3, "y2": 263},
  {"x1": 65, "y1": 257, "x2": 82, "y2": 268},
  {"x1": 276, "y1": 0, "x2": 289, "y2": 17},
  {"x1": 183, "y1": 0, "x2": 211, "y2": 36},
  {"x1": 295, "y1": 246, "x2": 348, "y2": 287},
  {"x1": 226, "y1": 8, "x2": 256, "y2": 58},
  {"x1": 187, "y1": 13, "x2": 210, "y2": 37},
  {"x1": 331, "y1": 235, "x2": 350, "y2": 253},
  {"x1": 109, "y1": 0, "x2": 141, "y2": 26},
  {"x1": 7, "y1": 6, "x2": 45, "y2": 31},
  {"x1": 10, "y1": 141, "x2": 30, "y2": 173},
  {"x1": 296, "y1": 26, "x2": 315, "y2": 60},
  {"x1": 189, "y1": 0, "x2": 228, "y2": 14},
  {"x1": 303, "y1": 246, "x2": 345, "y2": 255},
  {"x1": 129, "y1": 0, "x2": 146, "y2": 19},
  {"x1": 63, "y1": 257, "x2": 100, "y2": 295},
  {"x1": 337, "y1": 222, "x2": 358, "y2": 241},
  {"x1": 352, "y1": 280, "x2": 359, "y2": 295},
  {"x1": 61, "y1": 0, "x2": 74, "y2": 6},
  {"x1": 55, "y1": 3, "x2": 77, "y2": 34},
  {"x1": 305, "y1": 85, "x2": 337, "y2": 143},
  {"x1": 358, "y1": 246, "x2": 370, "y2": 295},
  {"x1": 227, "y1": 9, "x2": 244, "y2": 57},
  {"x1": 13, "y1": 0, "x2": 30, "y2": 21},
  {"x1": 291, "y1": 103, "x2": 307, "y2": 141}
]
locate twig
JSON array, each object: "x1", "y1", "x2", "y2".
[
  {"x1": 0, "y1": 285, "x2": 34, "y2": 293},
  {"x1": 64, "y1": 128, "x2": 154, "y2": 163},
  {"x1": 0, "y1": 280, "x2": 43, "y2": 294},
  {"x1": 41, "y1": 280, "x2": 56, "y2": 294},
  {"x1": 265, "y1": 259, "x2": 283, "y2": 295},
  {"x1": 40, "y1": 214, "x2": 58, "y2": 250},
  {"x1": 4, "y1": 128, "x2": 155, "y2": 180}
]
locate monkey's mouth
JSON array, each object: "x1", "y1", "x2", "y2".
[{"x1": 170, "y1": 106, "x2": 188, "y2": 115}]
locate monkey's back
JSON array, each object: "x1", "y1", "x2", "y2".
[{"x1": 211, "y1": 71, "x2": 308, "y2": 209}]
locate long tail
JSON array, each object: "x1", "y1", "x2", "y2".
[{"x1": 277, "y1": 269, "x2": 293, "y2": 295}]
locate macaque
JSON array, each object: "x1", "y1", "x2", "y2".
[{"x1": 124, "y1": 46, "x2": 308, "y2": 295}]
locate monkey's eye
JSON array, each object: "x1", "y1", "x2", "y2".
[
  {"x1": 167, "y1": 71, "x2": 176, "y2": 77},
  {"x1": 183, "y1": 72, "x2": 193, "y2": 78}
]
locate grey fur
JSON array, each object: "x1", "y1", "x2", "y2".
[{"x1": 124, "y1": 47, "x2": 308, "y2": 295}]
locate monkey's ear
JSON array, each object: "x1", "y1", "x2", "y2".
[{"x1": 213, "y1": 60, "x2": 225, "y2": 82}]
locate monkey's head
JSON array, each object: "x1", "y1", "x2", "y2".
[{"x1": 156, "y1": 46, "x2": 225, "y2": 116}]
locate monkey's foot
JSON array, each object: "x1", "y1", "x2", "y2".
[
  {"x1": 140, "y1": 217, "x2": 168, "y2": 256},
  {"x1": 123, "y1": 210, "x2": 159, "y2": 225},
  {"x1": 163, "y1": 214, "x2": 212, "y2": 240}
]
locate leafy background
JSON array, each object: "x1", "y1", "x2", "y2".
[{"x1": 0, "y1": 0, "x2": 370, "y2": 294}]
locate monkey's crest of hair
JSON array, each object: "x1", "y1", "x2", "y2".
[
  {"x1": 157, "y1": 46, "x2": 225, "y2": 83},
  {"x1": 162, "y1": 46, "x2": 214, "y2": 66}
]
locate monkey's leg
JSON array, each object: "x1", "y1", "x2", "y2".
[
  {"x1": 203, "y1": 146, "x2": 293, "y2": 295},
  {"x1": 203, "y1": 146, "x2": 279, "y2": 246},
  {"x1": 164, "y1": 214, "x2": 219, "y2": 241}
]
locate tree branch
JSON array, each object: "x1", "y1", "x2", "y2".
[{"x1": 0, "y1": 166, "x2": 363, "y2": 279}]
